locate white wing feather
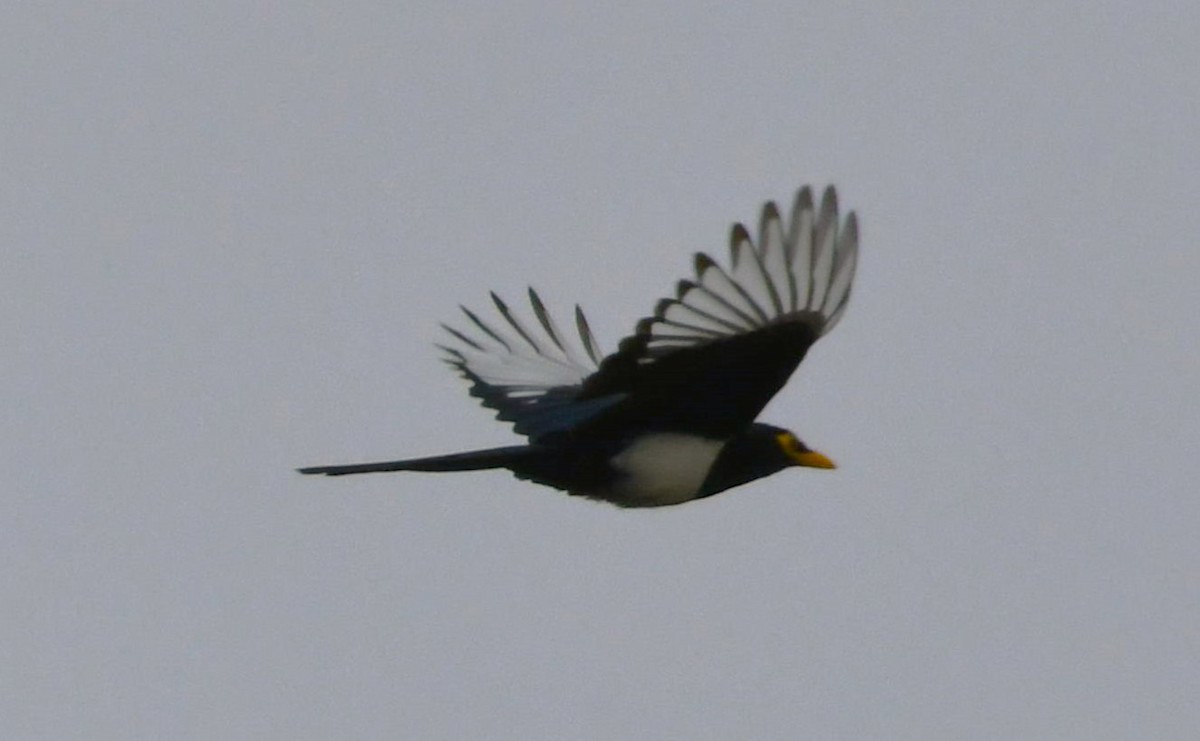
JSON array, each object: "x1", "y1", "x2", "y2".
[
  {"x1": 636, "y1": 185, "x2": 858, "y2": 363},
  {"x1": 439, "y1": 289, "x2": 607, "y2": 436}
]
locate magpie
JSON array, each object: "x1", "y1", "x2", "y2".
[{"x1": 300, "y1": 185, "x2": 858, "y2": 507}]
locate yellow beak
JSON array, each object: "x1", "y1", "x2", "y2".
[
  {"x1": 792, "y1": 450, "x2": 837, "y2": 470},
  {"x1": 775, "y1": 432, "x2": 837, "y2": 469}
]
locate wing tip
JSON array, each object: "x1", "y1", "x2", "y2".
[
  {"x1": 758, "y1": 200, "x2": 782, "y2": 232},
  {"x1": 623, "y1": 183, "x2": 857, "y2": 361}
]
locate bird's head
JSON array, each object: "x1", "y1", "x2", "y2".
[
  {"x1": 697, "y1": 422, "x2": 836, "y2": 498},
  {"x1": 753, "y1": 423, "x2": 837, "y2": 471}
]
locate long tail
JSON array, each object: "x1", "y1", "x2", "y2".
[{"x1": 298, "y1": 445, "x2": 536, "y2": 477}]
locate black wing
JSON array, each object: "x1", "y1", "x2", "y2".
[{"x1": 575, "y1": 185, "x2": 858, "y2": 438}]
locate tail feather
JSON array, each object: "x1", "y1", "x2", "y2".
[{"x1": 298, "y1": 445, "x2": 535, "y2": 477}]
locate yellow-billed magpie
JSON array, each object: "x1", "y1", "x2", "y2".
[{"x1": 300, "y1": 185, "x2": 858, "y2": 507}]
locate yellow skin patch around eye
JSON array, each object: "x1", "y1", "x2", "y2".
[{"x1": 775, "y1": 432, "x2": 837, "y2": 469}]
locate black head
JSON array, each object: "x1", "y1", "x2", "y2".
[{"x1": 697, "y1": 423, "x2": 835, "y2": 498}]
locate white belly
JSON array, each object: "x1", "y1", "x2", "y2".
[{"x1": 609, "y1": 433, "x2": 726, "y2": 506}]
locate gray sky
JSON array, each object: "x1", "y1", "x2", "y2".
[{"x1": 5, "y1": 2, "x2": 1199, "y2": 739}]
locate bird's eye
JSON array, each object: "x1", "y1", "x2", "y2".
[{"x1": 774, "y1": 432, "x2": 800, "y2": 454}]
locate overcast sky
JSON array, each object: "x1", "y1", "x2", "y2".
[{"x1": 5, "y1": 3, "x2": 1199, "y2": 739}]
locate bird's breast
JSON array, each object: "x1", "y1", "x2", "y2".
[{"x1": 608, "y1": 433, "x2": 726, "y2": 506}]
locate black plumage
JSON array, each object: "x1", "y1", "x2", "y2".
[{"x1": 300, "y1": 185, "x2": 858, "y2": 507}]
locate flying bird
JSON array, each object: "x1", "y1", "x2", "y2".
[{"x1": 300, "y1": 185, "x2": 859, "y2": 507}]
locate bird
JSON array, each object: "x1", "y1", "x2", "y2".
[{"x1": 300, "y1": 185, "x2": 858, "y2": 507}]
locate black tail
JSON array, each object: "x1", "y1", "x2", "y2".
[{"x1": 297, "y1": 445, "x2": 536, "y2": 477}]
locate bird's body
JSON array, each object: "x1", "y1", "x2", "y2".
[
  {"x1": 301, "y1": 185, "x2": 858, "y2": 507},
  {"x1": 608, "y1": 433, "x2": 726, "y2": 506}
]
